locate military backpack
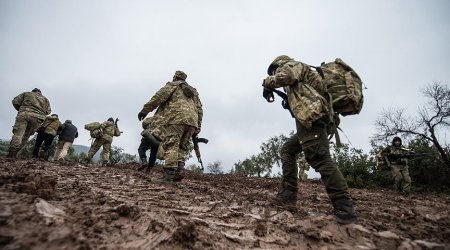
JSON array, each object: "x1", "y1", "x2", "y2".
[
  {"x1": 84, "y1": 122, "x2": 103, "y2": 139},
  {"x1": 318, "y1": 58, "x2": 364, "y2": 116}
]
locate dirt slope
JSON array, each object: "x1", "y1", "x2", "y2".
[{"x1": 0, "y1": 158, "x2": 449, "y2": 249}]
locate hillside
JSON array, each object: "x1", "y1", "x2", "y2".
[{"x1": 0, "y1": 157, "x2": 449, "y2": 249}]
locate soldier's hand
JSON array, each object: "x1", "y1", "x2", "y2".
[
  {"x1": 138, "y1": 112, "x2": 146, "y2": 121},
  {"x1": 263, "y1": 87, "x2": 275, "y2": 103}
]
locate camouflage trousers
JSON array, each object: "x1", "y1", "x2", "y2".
[
  {"x1": 162, "y1": 124, "x2": 196, "y2": 169},
  {"x1": 391, "y1": 164, "x2": 411, "y2": 193},
  {"x1": 280, "y1": 119, "x2": 351, "y2": 202},
  {"x1": 87, "y1": 138, "x2": 112, "y2": 162},
  {"x1": 10, "y1": 112, "x2": 43, "y2": 151}
]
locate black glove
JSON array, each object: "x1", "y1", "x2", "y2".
[
  {"x1": 263, "y1": 87, "x2": 275, "y2": 103},
  {"x1": 138, "y1": 112, "x2": 146, "y2": 121}
]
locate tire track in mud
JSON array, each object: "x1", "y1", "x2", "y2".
[{"x1": 1, "y1": 158, "x2": 449, "y2": 249}]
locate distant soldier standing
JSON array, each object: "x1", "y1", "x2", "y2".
[
  {"x1": 262, "y1": 55, "x2": 357, "y2": 224},
  {"x1": 8, "y1": 88, "x2": 51, "y2": 158},
  {"x1": 138, "y1": 70, "x2": 203, "y2": 182},
  {"x1": 53, "y1": 120, "x2": 78, "y2": 161},
  {"x1": 381, "y1": 137, "x2": 412, "y2": 196},
  {"x1": 84, "y1": 118, "x2": 121, "y2": 165},
  {"x1": 33, "y1": 114, "x2": 61, "y2": 159}
]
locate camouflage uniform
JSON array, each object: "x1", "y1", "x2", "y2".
[
  {"x1": 139, "y1": 71, "x2": 203, "y2": 179},
  {"x1": 86, "y1": 119, "x2": 120, "y2": 163},
  {"x1": 33, "y1": 114, "x2": 61, "y2": 159},
  {"x1": 263, "y1": 55, "x2": 356, "y2": 223},
  {"x1": 8, "y1": 89, "x2": 51, "y2": 157},
  {"x1": 381, "y1": 137, "x2": 412, "y2": 195}
]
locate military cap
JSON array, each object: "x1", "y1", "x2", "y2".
[
  {"x1": 174, "y1": 70, "x2": 187, "y2": 81},
  {"x1": 108, "y1": 117, "x2": 114, "y2": 122},
  {"x1": 267, "y1": 55, "x2": 293, "y2": 75},
  {"x1": 65, "y1": 120, "x2": 72, "y2": 124}
]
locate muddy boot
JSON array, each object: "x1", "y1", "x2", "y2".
[
  {"x1": 333, "y1": 198, "x2": 358, "y2": 224},
  {"x1": 102, "y1": 160, "x2": 110, "y2": 167},
  {"x1": 82, "y1": 157, "x2": 92, "y2": 165},
  {"x1": 145, "y1": 163, "x2": 154, "y2": 173},
  {"x1": 173, "y1": 162, "x2": 185, "y2": 182},
  {"x1": 39, "y1": 150, "x2": 50, "y2": 161},
  {"x1": 6, "y1": 148, "x2": 18, "y2": 159},
  {"x1": 138, "y1": 158, "x2": 148, "y2": 171},
  {"x1": 162, "y1": 168, "x2": 176, "y2": 182},
  {"x1": 272, "y1": 182, "x2": 297, "y2": 208}
]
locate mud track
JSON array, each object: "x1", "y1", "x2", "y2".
[{"x1": 0, "y1": 158, "x2": 449, "y2": 249}]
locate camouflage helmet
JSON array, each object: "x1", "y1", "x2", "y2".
[
  {"x1": 174, "y1": 70, "x2": 187, "y2": 81},
  {"x1": 392, "y1": 136, "x2": 402, "y2": 146},
  {"x1": 267, "y1": 55, "x2": 293, "y2": 75}
]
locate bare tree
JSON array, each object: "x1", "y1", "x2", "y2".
[{"x1": 373, "y1": 81, "x2": 450, "y2": 167}]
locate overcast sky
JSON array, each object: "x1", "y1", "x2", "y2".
[{"x1": 1, "y1": 0, "x2": 449, "y2": 173}]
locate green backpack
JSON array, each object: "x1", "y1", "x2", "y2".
[
  {"x1": 319, "y1": 58, "x2": 364, "y2": 116},
  {"x1": 84, "y1": 122, "x2": 103, "y2": 139}
]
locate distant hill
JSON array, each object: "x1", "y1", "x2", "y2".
[{"x1": 72, "y1": 144, "x2": 100, "y2": 161}]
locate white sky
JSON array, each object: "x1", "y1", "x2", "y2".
[{"x1": 1, "y1": 0, "x2": 449, "y2": 173}]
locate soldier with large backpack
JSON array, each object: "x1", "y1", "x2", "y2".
[
  {"x1": 262, "y1": 55, "x2": 363, "y2": 224},
  {"x1": 83, "y1": 118, "x2": 121, "y2": 165}
]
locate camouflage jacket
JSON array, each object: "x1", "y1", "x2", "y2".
[
  {"x1": 101, "y1": 120, "x2": 120, "y2": 143},
  {"x1": 40, "y1": 116, "x2": 62, "y2": 136},
  {"x1": 140, "y1": 80, "x2": 203, "y2": 129},
  {"x1": 381, "y1": 145, "x2": 410, "y2": 165},
  {"x1": 12, "y1": 92, "x2": 51, "y2": 120},
  {"x1": 263, "y1": 60, "x2": 328, "y2": 128}
]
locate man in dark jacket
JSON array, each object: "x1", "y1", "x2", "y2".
[
  {"x1": 33, "y1": 114, "x2": 61, "y2": 160},
  {"x1": 53, "y1": 120, "x2": 78, "y2": 161}
]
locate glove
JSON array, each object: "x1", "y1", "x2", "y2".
[
  {"x1": 138, "y1": 112, "x2": 146, "y2": 121},
  {"x1": 262, "y1": 87, "x2": 275, "y2": 103}
]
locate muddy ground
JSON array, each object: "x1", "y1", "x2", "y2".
[{"x1": 0, "y1": 158, "x2": 449, "y2": 249}]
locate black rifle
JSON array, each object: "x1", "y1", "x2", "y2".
[
  {"x1": 388, "y1": 152, "x2": 436, "y2": 160},
  {"x1": 192, "y1": 135, "x2": 209, "y2": 170},
  {"x1": 114, "y1": 118, "x2": 123, "y2": 134},
  {"x1": 263, "y1": 86, "x2": 295, "y2": 118}
]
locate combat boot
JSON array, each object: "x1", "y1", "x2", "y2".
[
  {"x1": 173, "y1": 162, "x2": 185, "y2": 182},
  {"x1": 332, "y1": 198, "x2": 358, "y2": 224},
  {"x1": 272, "y1": 182, "x2": 297, "y2": 208},
  {"x1": 6, "y1": 148, "x2": 18, "y2": 159},
  {"x1": 82, "y1": 157, "x2": 92, "y2": 165},
  {"x1": 137, "y1": 158, "x2": 148, "y2": 171},
  {"x1": 39, "y1": 150, "x2": 50, "y2": 161},
  {"x1": 162, "y1": 168, "x2": 176, "y2": 182},
  {"x1": 102, "y1": 160, "x2": 110, "y2": 166}
]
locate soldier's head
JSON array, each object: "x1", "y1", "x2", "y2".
[
  {"x1": 51, "y1": 114, "x2": 58, "y2": 118},
  {"x1": 32, "y1": 88, "x2": 41, "y2": 94},
  {"x1": 65, "y1": 120, "x2": 72, "y2": 124},
  {"x1": 392, "y1": 136, "x2": 402, "y2": 147},
  {"x1": 267, "y1": 55, "x2": 293, "y2": 75},
  {"x1": 108, "y1": 117, "x2": 114, "y2": 122},
  {"x1": 173, "y1": 70, "x2": 187, "y2": 81}
]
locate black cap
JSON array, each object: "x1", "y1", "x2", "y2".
[
  {"x1": 108, "y1": 118, "x2": 114, "y2": 122},
  {"x1": 32, "y1": 88, "x2": 41, "y2": 93}
]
